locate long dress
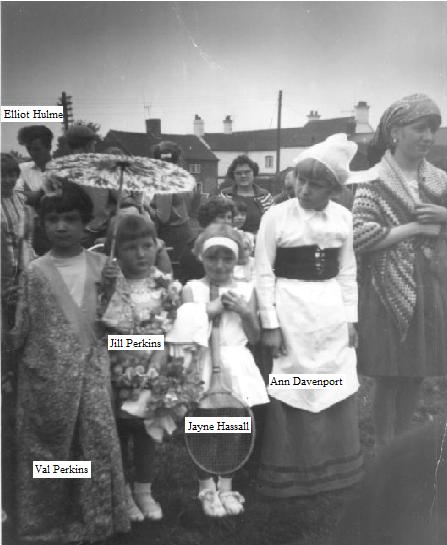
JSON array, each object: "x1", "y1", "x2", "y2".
[
  {"x1": 15, "y1": 250, "x2": 130, "y2": 543},
  {"x1": 255, "y1": 198, "x2": 363, "y2": 497},
  {"x1": 353, "y1": 151, "x2": 447, "y2": 377}
]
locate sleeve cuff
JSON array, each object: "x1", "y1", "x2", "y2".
[
  {"x1": 259, "y1": 309, "x2": 280, "y2": 329},
  {"x1": 345, "y1": 307, "x2": 358, "y2": 323}
]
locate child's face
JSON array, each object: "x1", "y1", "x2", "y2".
[
  {"x1": 233, "y1": 210, "x2": 247, "y2": 229},
  {"x1": 296, "y1": 176, "x2": 332, "y2": 211},
  {"x1": 44, "y1": 210, "x2": 85, "y2": 253},
  {"x1": 117, "y1": 236, "x2": 157, "y2": 279},
  {"x1": 214, "y1": 211, "x2": 233, "y2": 226},
  {"x1": 202, "y1": 246, "x2": 236, "y2": 286},
  {"x1": 1, "y1": 171, "x2": 18, "y2": 197}
]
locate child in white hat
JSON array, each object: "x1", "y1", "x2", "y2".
[{"x1": 255, "y1": 133, "x2": 363, "y2": 497}]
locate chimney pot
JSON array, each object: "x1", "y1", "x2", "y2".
[
  {"x1": 194, "y1": 115, "x2": 205, "y2": 137},
  {"x1": 354, "y1": 101, "x2": 370, "y2": 126},
  {"x1": 223, "y1": 115, "x2": 233, "y2": 134},
  {"x1": 146, "y1": 118, "x2": 161, "y2": 137},
  {"x1": 307, "y1": 110, "x2": 321, "y2": 122}
]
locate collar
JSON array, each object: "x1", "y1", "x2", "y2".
[{"x1": 294, "y1": 198, "x2": 331, "y2": 219}]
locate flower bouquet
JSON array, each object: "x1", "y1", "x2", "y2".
[{"x1": 114, "y1": 343, "x2": 204, "y2": 442}]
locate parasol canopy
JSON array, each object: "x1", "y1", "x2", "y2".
[{"x1": 45, "y1": 153, "x2": 196, "y2": 197}]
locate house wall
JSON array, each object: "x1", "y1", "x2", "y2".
[
  {"x1": 184, "y1": 160, "x2": 218, "y2": 194},
  {"x1": 214, "y1": 148, "x2": 307, "y2": 178}
]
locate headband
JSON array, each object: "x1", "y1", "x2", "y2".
[{"x1": 201, "y1": 237, "x2": 239, "y2": 259}]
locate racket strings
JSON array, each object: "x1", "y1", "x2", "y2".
[{"x1": 185, "y1": 401, "x2": 255, "y2": 475}]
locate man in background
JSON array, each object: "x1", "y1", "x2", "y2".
[
  {"x1": 151, "y1": 141, "x2": 200, "y2": 264},
  {"x1": 273, "y1": 169, "x2": 296, "y2": 205},
  {"x1": 16, "y1": 125, "x2": 54, "y2": 254}
]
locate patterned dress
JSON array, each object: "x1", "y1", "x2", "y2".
[
  {"x1": 353, "y1": 152, "x2": 447, "y2": 377},
  {"x1": 100, "y1": 268, "x2": 183, "y2": 441},
  {"x1": 15, "y1": 251, "x2": 130, "y2": 543}
]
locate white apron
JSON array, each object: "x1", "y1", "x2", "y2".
[{"x1": 255, "y1": 199, "x2": 359, "y2": 413}]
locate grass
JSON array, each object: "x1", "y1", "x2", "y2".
[
  {"x1": 5, "y1": 376, "x2": 446, "y2": 545},
  {"x1": 103, "y1": 376, "x2": 447, "y2": 545}
]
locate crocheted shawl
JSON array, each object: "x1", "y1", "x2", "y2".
[{"x1": 353, "y1": 151, "x2": 447, "y2": 338}]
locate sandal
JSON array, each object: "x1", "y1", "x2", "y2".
[
  {"x1": 219, "y1": 490, "x2": 245, "y2": 516},
  {"x1": 198, "y1": 489, "x2": 226, "y2": 517}
]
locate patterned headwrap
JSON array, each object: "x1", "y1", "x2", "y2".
[{"x1": 368, "y1": 94, "x2": 442, "y2": 166}]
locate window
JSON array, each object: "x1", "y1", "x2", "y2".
[
  {"x1": 265, "y1": 155, "x2": 274, "y2": 169},
  {"x1": 189, "y1": 163, "x2": 201, "y2": 174}
]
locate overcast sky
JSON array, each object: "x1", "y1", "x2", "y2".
[{"x1": 2, "y1": 1, "x2": 446, "y2": 153}]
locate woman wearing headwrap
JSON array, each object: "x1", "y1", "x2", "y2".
[
  {"x1": 255, "y1": 134, "x2": 363, "y2": 497},
  {"x1": 353, "y1": 94, "x2": 447, "y2": 450}
]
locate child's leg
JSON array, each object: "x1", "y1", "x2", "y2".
[
  {"x1": 217, "y1": 474, "x2": 245, "y2": 516},
  {"x1": 117, "y1": 419, "x2": 144, "y2": 522},
  {"x1": 132, "y1": 423, "x2": 162, "y2": 520},
  {"x1": 196, "y1": 469, "x2": 226, "y2": 517}
]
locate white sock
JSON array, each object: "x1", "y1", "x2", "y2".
[
  {"x1": 199, "y1": 478, "x2": 216, "y2": 493},
  {"x1": 125, "y1": 483, "x2": 144, "y2": 522},
  {"x1": 134, "y1": 482, "x2": 162, "y2": 520},
  {"x1": 217, "y1": 476, "x2": 232, "y2": 492}
]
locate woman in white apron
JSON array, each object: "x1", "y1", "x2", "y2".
[{"x1": 255, "y1": 134, "x2": 363, "y2": 497}]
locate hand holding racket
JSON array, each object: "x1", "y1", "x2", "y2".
[{"x1": 184, "y1": 283, "x2": 255, "y2": 475}]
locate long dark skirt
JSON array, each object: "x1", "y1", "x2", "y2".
[
  {"x1": 358, "y1": 250, "x2": 447, "y2": 377},
  {"x1": 256, "y1": 395, "x2": 363, "y2": 497}
]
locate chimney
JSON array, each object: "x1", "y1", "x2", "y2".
[
  {"x1": 354, "y1": 101, "x2": 370, "y2": 124},
  {"x1": 146, "y1": 118, "x2": 161, "y2": 137},
  {"x1": 307, "y1": 110, "x2": 321, "y2": 122},
  {"x1": 194, "y1": 114, "x2": 204, "y2": 137},
  {"x1": 223, "y1": 115, "x2": 232, "y2": 134}
]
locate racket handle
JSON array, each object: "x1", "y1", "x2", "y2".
[
  {"x1": 209, "y1": 283, "x2": 224, "y2": 387},
  {"x1": 209, "y1": 283, "x2": 221, "y2": 327}
]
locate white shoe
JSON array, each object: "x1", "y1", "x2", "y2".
[
  {"x1": 134, "y1": 482, "x2": 163, "y2": 520},
  {"x1": 198, "y1": 489, "x2": 227, "y2": 517},
  {"x1": 125, "y1": 484, "x2": 144, "y2": 522},
  {"x1": 219, "y1": 490, "x2": 245, "y2": 516}
]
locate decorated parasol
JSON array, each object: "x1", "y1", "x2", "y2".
[{"x1": 46, "y1": 153, "x2": 196, "y2": 258}]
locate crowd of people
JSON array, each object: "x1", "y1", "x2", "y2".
[{"x1": 1, "y1": 93, "x2": 446, "y2": 544}]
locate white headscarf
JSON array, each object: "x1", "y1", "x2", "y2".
[{"x1": 294, "y1": 133, "x2": 358, "y2": 185}]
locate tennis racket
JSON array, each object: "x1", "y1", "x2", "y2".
[{"x1": 184, "y1": 283, "x2": 255, "y2": 475}]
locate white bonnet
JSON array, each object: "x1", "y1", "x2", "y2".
[{"x1": 294, "y1": 133, "x2": 358, "y2": 185}]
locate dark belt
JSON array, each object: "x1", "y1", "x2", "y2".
[{"x1": 274, "y1": 246, "x2": 340, "y2": 280}]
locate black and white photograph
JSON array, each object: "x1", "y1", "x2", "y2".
[{"x1": 1, "y1": 1, "x2": 447, "y2": 544}]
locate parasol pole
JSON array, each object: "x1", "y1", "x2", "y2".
[{"x1": 108, "y1": 160, "x2": 129, "y2": 263}]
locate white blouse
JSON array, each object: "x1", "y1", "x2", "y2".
[{"x1": 255, "y1": 198, "x2": 357, "y2": 329}]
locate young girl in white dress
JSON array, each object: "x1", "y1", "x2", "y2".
[{"x1": 169, "y1": 223, "x2": 269, "y2": 517}]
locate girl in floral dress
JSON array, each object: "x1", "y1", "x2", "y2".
[
  {"x1": 100, "y1": 214, "x2": 183, "y2": 522},
  {"x1": 12, "y1": 181, "x2": 129, "y2": 543}
]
